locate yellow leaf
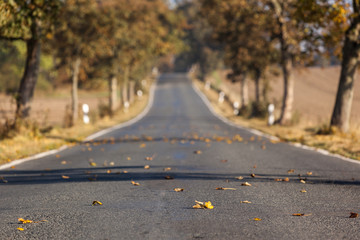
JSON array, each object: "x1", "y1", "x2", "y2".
[
  {"x1": 163, "y1": 167, "x2": 172, "y2": 171},
  {"x1": 17, "y1": 227, "x2": 24, "y2": 231},
  {"x1": 106, "y1": 170, "x2": 111, "y2": 174},
  {"x1": 250, "y1": 173, "x2": 256, "y2": 178},
  {"x1": 89, "y1": 162, "x2": 97, "y2": 167},
  {"x1": 174, "y1": 188, "x2": 184, "y2": 192},
  {"x1": 292, "y1": 213, "x2": 311, "y2": 217},
  {"x1": 241, "y1": 200, "x2": 252, "y2": 204},
  {"x1": 123, "y1": 170, "x2": 128, "y2": 173},
  {"x1": 144, "y1": 165, "x2": 150, "y2": 169},
  {"x1": 253, "y1": 218, "x2": 262, "y2": 221},
  {"x1": 61, "y1": 161, "x2": 67, "y2": 165},
  {"x1": 307, "y1": 172, "x2": 313, "y2": 176},
  {"x1": 62, "y1": 175, "x2": 70, "y2": 179},
  {"x1": 131, "y1": 180, "x2": 140, "y2": 186},
  {"x1": 192, "y1": 203, "x2": 202, "y2": 209},
  {"x1": 204, "y1": 201, "x2": 214, "y2": 209},
  {"x1": 92, "y1": 201, "x2": 103, "y2": 206},
  {"x1": 300, "y1": 189, "x2": 307, "y2": 193},
  {"x1": 127, "y1": 157, "x2": 131, "y2": 161},
  {"x1": 193, "y1": 200, "x2": 214, "y2": 209},
  {"x1": 140, "y1": 143, "x2": 146, "y2": 148},
  {"x1": 300, "y1": 180, "x2": 306, "y2": 184},
  {"x1": 18, "y1": 218, "x2": 33, "y2": 224}
]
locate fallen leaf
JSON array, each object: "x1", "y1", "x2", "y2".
[
  {"x1": 300, "y1": 180, "x2": 306, "y2": 184},
  {"x1": 163, "y1": 167, "x2": 172, "y2": 171},
  {"x1": 56, "y1": 154, "x2": 60, "y2": 158},
  {"x1": 123, "y1": 170, "x2": 128, "y2": 173},
  {"x1": 226, "y1": 140, "x2": 232, "y2": 144},
  {"x1": 250, "y1": 173, "x2": 256, "y2": 178},
  {"x1": 220, "y1": 160, "x2": 228, "y2": 163},
  {"x1": 349, "y1": 212, "x2": 359, "y2": 218},
  {"x1": 193, "y1": 200, "x2": 214, "y2": 209},
  {"x1": 253, "y1": 165, "x2": 257, "y2": 169},
  {"x1": 92, "y1": 201, "x2": 103, "y2": 206},
  {"x1": 106, "y1": 170, "x2": 111, "y2": 174},
  {"x1": 292, "y1": 213, "x2": 312, "y2": 217},
  {"x1": 145, "y1": 156, "x2": 153, "y2": 161},
  {"x1": 88, "y1": 147, "x2": 92, "y2": 151},
  {"x1": 18, "y1": 218, "x2": 33, "y2": 224},
  {"x1": 89, "y1": 162, "x2": 97, "y2": 167},
  {"x1": 241, "y1": 200, "x2": 252, "y2": 204},
  {"x1": 131, "y1": 180, "x2": 140, "y2": 186},
  {"x1": 194, "y1": 150, "x2": 202, "y2": 154},
  {"x1": 164, "y1": 175, "x2": 174, "y2": 180},
  {"x1": 140, "y1": 143, "x2": 146, "y2": 148},
  {"x1": 174, "y1": 188, "x2": 184, "y2": 192},
  {"x1": 144, "y1": 165, "x2": 150, "y2": 169},
  {"x1": 287, "y1": 169, "x2": 295, "y2": 173},
  {"x1": 11, "y1": 166, "x2": 15, "y2": 169},
  {"x1": 61, "y1": 161, "x2": 67, "y2": 165},
  {"x1": 17, "y1": 227, "x2": 24, "y2": 231},
  {"x1": 109, "y1": 162, "x2": 115, "y2": 166},
  {"x1": 241, "y1": 182, "x2": 252, "y2": 186},
  {"x1": 62, "y1": 175, "x2": 70, "y2": 179},
  {"x1": 250, "y1": 136, "x2": 255, "y2": 141},
  {"x1": 253, "y1": 218, "x2": 262, "y2": 221},
  {"x1": 283, "y1": 177, "x2": 290, "y2": 182},
  {"x1": 127, "y1": 157, "x2": 131, "y2": 161},
  {"x1": 307, "y1": 172, "x2": 313, "y2": 176},
  {"x1": 300, "y1": 189, "x2": 307, "y2": 193},
  {"x1": 215, "y1": 187, "x2": 236, "y2": 190},
  {"x1": 235, "y1": 176, "x2": 244, "y2": 180}
]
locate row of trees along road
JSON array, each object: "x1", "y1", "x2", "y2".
[
  {"x1": 196, "y1": 0, "x2": 359, "y2": 132},
  {"x1": 0, "y1": 0, "x2": 184, "y2": 127}
]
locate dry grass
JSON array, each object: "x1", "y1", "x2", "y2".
[
  {"x1": 194, "y1": 79, "x2": 360, "y2": 161},
  {"x1": 0, "y1": 89, "x2": 150, "y2": 165}
]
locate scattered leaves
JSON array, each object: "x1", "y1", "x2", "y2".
[
  {"x1": 92, "y1": 201, "x2": 103, "y2": 206},
  {"x1": 349, "y1": 212, "x2": 359, "y2": 218},
  {"x1": 174, "y1": 188, "x2": 184, "y2": 192},
  {"x1": 131, "y1": 180, "x2": 140, "y2": 186},
  {"x1": 193, "y1": 200, "x2": 214, "y2": 209},
  {"x1": 241, "y1": 182, "x2": 252, "y2": 186},
  {"x1": 18, "y1": 218, "x2": 33, "y2": 224},
  {"x1": 215, "y1": 187, "x2": 236, "y2": 190}
]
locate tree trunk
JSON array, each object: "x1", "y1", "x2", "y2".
[
  {"x1": 15, "y1": 38, "x2": 41, "y2": 119},
  {"x1": 71, "y1": 57, "x2": 81, "y2": 126},
  {"x1": 330, "y1": 17, "x2": 360, "y2": 132},
  {"x1": 254, "y1": 69, "x2": 261, "y2": 104},
  {"x1": 122, "y1": 66, "x2": 129, "y2": 107},
  {"x1": 109, "y1": 75, "x2": 119, "y2": 114},
  {"x1": 240, "y1": 73, "x2": 249, "y2": 109},
  {"x1": 278, "y1": 56, "x2": 294, "y2": 125},
  {"x1": 129, "y1": 81, "x2": 135, "y2": 104}
]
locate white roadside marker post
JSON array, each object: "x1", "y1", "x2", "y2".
[
  {"x1": 82, "y1": 104, "x2": 90, "y2": 124},
  {"x1": 268, "y1": 103, "x2": 275, "y2": 126}
]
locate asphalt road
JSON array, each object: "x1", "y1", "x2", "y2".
[{"x1": 1, "y1": 73, "x2": 360, "y2": 240}]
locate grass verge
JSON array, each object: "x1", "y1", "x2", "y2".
[
  {"x1": 194, "y1": 79, "x2": 360, "y2": 161},
  {"x1": 0, "y1": 88, "x2": 150, "y2": 165}
]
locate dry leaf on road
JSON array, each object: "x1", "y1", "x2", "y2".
[
  {"x1": 292, "y1": 213, "x2": 312, "y2": 217},
  {"x1": 215, "y1": 187, "x2": 236, "y2": 190},
  {"x1": 193, "y1": 200, "x2": 214, "y2": 209},
  {"x1": 241, "y1": 182, "x2": 252, "y2": 186},
  {"x1": 92, "y1": 201, "x2": 103, "y2": 206},
  {"x1": 164, "y1": 175, "x2": 174, "y2": 180},
  {"x1": 235, "y1": 176, "x2": 244, "y2": 180},
  {"x1": 17, "y1": 228, "x2": 24, "y2": 231},
  {"x1": 174, "y1": 188, "x2": 184, "y2": 192},
  {"x1": 131, "y1": 180, "x2": 140, "y2": 186},
  {"x1": 194, "y1": 150, "x2": 202, "y2": 154},
  {"x1": 349, "y1": 212, "x2": 359, "y2": 218},
  {"x1": 241, "y1": 200, "x2": 252, "y2": 203},
  {"x1": 144, "y1": 165, "x2": 150, "y2": 169}
]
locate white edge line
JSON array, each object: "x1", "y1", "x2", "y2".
[
  {"x1": 191, "y1": 81, "x2": 360, "y2": 166},
  {"x1": 0, "y1": 82, "x2": 156, "y2": 170}
]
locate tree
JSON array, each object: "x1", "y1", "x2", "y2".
[
  {"x1": 0, "y1": 0, "x2": 62, "y2": 121},
  {"x1": 330, "y1": 1, "x2": 360, "y2": 132}
]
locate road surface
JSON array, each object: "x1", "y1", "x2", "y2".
[{"x1": 1, "y1": 74, "x2": 360, "y2": 239}]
